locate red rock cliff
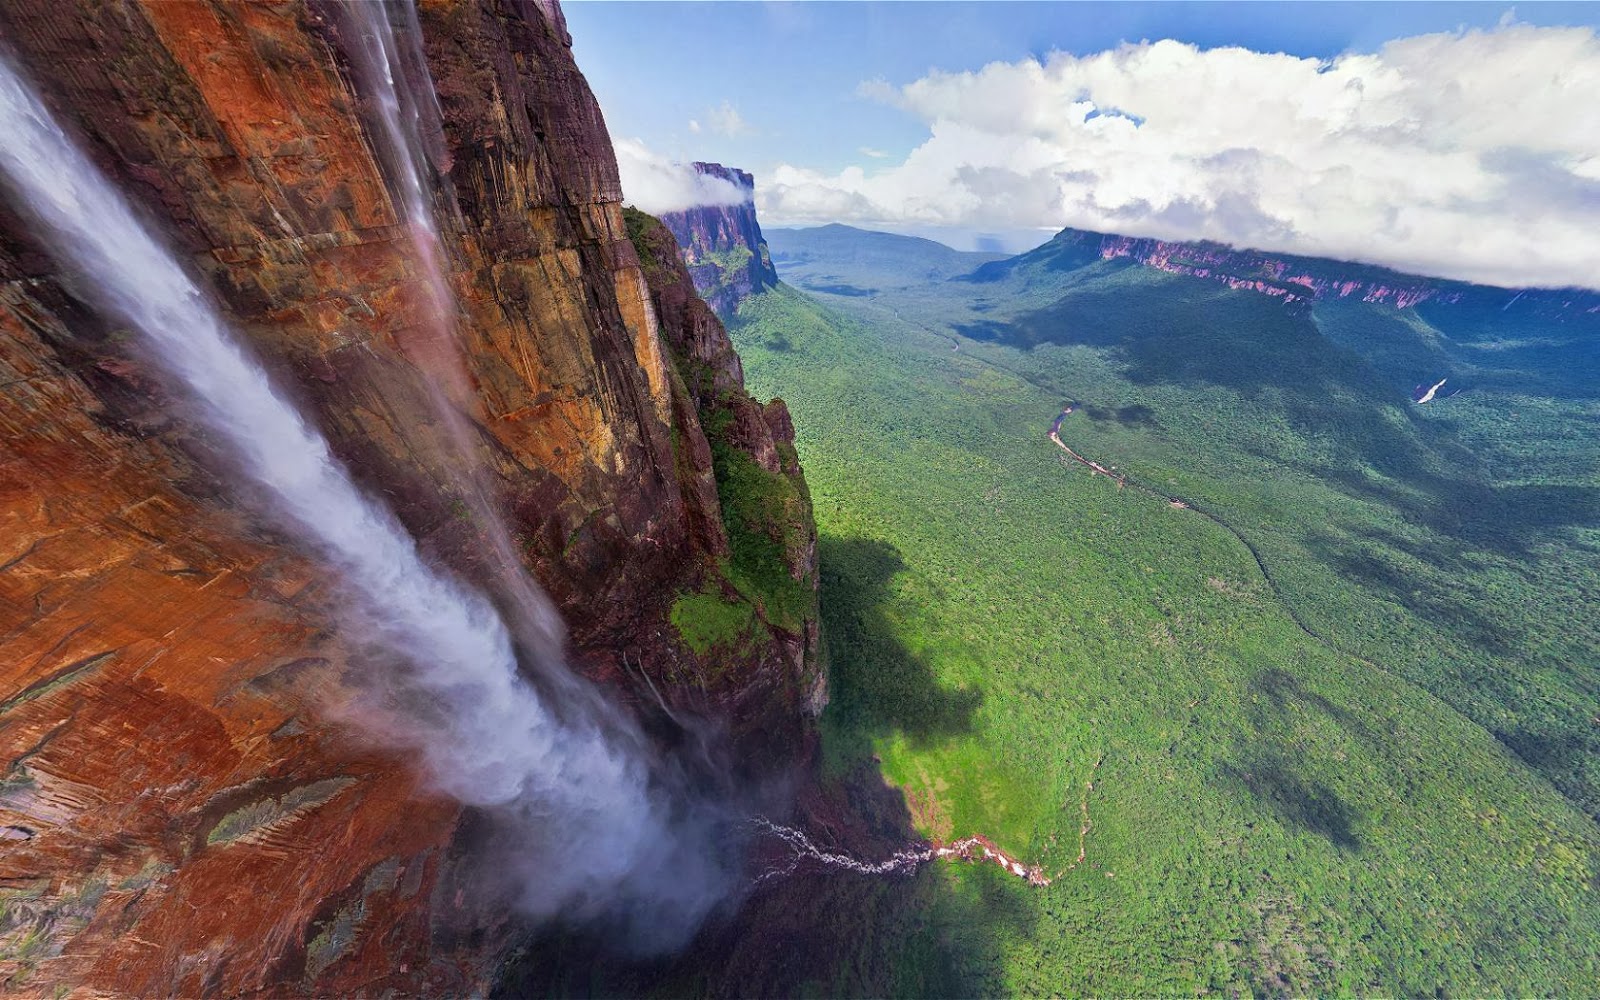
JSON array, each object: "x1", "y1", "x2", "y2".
[
  {"x1": 0, "y1": 0, "x2": 817, "y2": 994},
  {"x1": 656, "y1": 163, "x2": 780, "y2": 318}
]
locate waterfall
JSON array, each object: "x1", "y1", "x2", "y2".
[
  {"x1": 334, "y1": 0, "x2": 573, "y2": 677},
  {"x1": 0, "y1": 55, "x2": 730, "y2": 948}
]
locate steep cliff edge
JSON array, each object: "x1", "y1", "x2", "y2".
[
  {"x1": 626, "y1": 208, "x2": 824, "y2": 725},
  {"x1": 656, "y1": 163, "x2": 779, "y2": 317},
  {"x1": 0, "y1": 0, "x2": 816, "y2": 995}
]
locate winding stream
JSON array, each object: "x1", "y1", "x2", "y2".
[
  {"x1": 1046, "y1": 408, "x2": 1387, "y2": 670},
  {"x1": 751, "y1": 756, "x2": 1105, "y2": 888}
]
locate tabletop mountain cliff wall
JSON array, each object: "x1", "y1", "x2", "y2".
[
  {"x1": 973, "y1": 226, "x2": 1600, "y2": 314},
  {"x1": 0, "y1": 0, "x2": 817, "y2": 994},
  {"x1": 655, "y1": 163, "x2": 779, "y2": 317}
]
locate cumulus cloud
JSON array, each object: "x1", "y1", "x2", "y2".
[
  {"x1": 705, "y1": 100, "x2": 754, "y2": 137},
  {"x1": 760, "y1": 24, "x2": 1600, "y2": 288},
  {"x1": 613, "y1": 138, "x2": 751, "y2": 214}
]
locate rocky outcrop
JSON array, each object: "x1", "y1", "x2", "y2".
[
  {"x1": 626, "y1": 207, "x2": 825, "y2": 724},
  {"x1": 0, "y1": 1, "x2": 817, "y2": 995},
  {"x1": 656, "y1": 163, "x2": 779, "y2": 317}
]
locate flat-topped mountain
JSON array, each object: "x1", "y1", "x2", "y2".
[
  {"x1": 657, "y1": 163, "x2": 779, "y2": 316},
  {"x1": 766, "y1": 223, "x2": 1006, "y2": 296},
  {"x1": 969, "y1": 226, "x2": 1600, "y2": 317}
]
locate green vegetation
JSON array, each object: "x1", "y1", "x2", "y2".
[
  {"x1": 0, "y1": 650, "x2": 113, "y2": 715},
  {"x1": 670, "y1": 584, "x2": 758, "y2": 657},
  {"x1": 304, "y1": 899, "x2": 365, "y2": 980},
  {"x1": 0, "y1": 877, "x2": 108, "y2": 987},
  {"x1": 703, "y1": 409, "x2": 815, "y2": 633},
  {"x1": 0, "y1": 883, "x2": 49, "y2": 978},
  {"x1": 206, "y1": 777, "x2": 355, "y2": 847},
  {"x1": 116, "y1": 860, "x2": 174, "y2": 893},
  {"x1": 664, "y1": 404, "x2": 815, "y2": 665},
  {"x1": 711, "y1": 247, "x2": 1600, "y2": 995},
  {"x1": 701, "y1": 243, "x2": 754, "y2": 291},
  {"x1": 624, "y1": 207, "x2": 819, "y2": 666},
  {"x1": 623, "y1": 206, "x2": 669, "y2": 278},
  {"x1": 0, "y1": 766, "x2": 34, "y2": 800}
]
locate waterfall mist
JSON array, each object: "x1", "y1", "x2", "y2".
[{"x1": 0, "y1": 53, "x2": 738, "y2": 952}]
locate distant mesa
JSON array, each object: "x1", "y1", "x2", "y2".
[
  {"x1": 967, "y1": 226, "x2": 1600, "y2": 317},
  {"x1": 764, "y1": 223, "x2": 1006, "y2": 293},
  {"x1": 657, "y1": 163, "x2": 779, "y2": 317}
]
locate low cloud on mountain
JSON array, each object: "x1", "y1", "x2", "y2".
[
  {"x1": 614, "y1": 137, "x2": 751, "y2": 214},
  {"x1": 757, "y1": 23, "x2": 1600, "y2": 288}
]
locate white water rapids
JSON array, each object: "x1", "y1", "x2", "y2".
[
  {"x1": 0, "y1": 52, "x2": 730, "y2": 948},
  {"x1": 1415, "y1": 377, "x2": 1448, "y2": 405}
]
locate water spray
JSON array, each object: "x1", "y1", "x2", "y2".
[
  {"x1": 333, "y1": 0, "x2": 575, "y2": 677},
  {"x1": 0, "y1": 50, "x2": 728, "y2": 950}
]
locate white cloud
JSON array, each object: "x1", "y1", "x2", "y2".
[
  {"x1": 859, "y1": 146, "x2": 890, "y2": 159},
  {"x1": 688, "y1": 119, "x2": 701, "y2": 134},
  {"x1": 760, "y1": 24, "x2": 1600, "y2": 289},
  {"x1": 705, "y1": 100, "x2": 754, "y2": 137},
  {"x1": 613, "y1": 138, "x2": 751, "y2": 214}
]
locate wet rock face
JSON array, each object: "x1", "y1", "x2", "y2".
[
  {"x1": 656, "y1": 163, "x2": 780, "y2": 317},
  {"x1": 0, "y1": 0, "x2": 817, "y2": 994},
  {"x1": 625, "y1": 206, "x2": 825, "y2": 753},
  {"x1": 0, "y1": 264, "x2": 472, "y2": 996}
]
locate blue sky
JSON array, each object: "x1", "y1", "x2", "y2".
[
  {"x1": 567, "y1": 2, "x2": 1600, "y2": 286},
  {"x1": 571, "y1": 3, "x2": 1594, "y2": 174}
]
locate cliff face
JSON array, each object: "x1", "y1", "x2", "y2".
[
  {"x1": 0, "y1": 1, "x2": 816, "y2": 995},
  {"x1": 656, "y1": 163, "x2": 779, "y2": 317},
  {"x1": 626, "y1": 208, "x2": 824, "y2": 723},
  {"x1": 976, "y1": 227, "x2": 1600, "y2": 314}
]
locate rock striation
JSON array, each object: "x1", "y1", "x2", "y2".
[
  {"x1": 0, "y1": 0, "x2": 817, "y2": 994},
  {"x1": 656, "y1": 163, "x2": 779, "y2": 317}
]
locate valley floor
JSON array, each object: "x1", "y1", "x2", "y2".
[{"x1": 713, "y1": 278, "x2": 1600, "y2": 996}]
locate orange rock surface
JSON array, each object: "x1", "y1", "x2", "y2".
[{"x1": 0, "y1": 0, "x2": 818, "y2": 993}]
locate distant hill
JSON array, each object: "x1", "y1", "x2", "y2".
[
  {"x1": 775, "y1": 221, "x2": 1599, "y2": 401},
  {"x1": 766, "y1": 223, "x2": 1006, "y2": 297},
  {"x1": 968, "y1": 226, "x2": 1600, "y2": 318},
  {"x1": 958, "y1": 229, "x2": 1599, "y2": 403}
]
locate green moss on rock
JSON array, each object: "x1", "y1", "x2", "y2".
[
  {"x1": 704, "y1": 424, "x2": 814, "y2": 634},
  {"x1": 670, "y1": 584, "x2": 757, "y2": 657}
]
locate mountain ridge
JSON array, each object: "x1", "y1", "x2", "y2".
[
  {"x1": 973, "y1": 226, "x2": 1600, "y2": 313},
  {"x1": 765, "y1": 220, "x2": 1600, "y2": 317},
  {"x1": 766, "y1": 223, "x2": 1006, "y2": 296}
]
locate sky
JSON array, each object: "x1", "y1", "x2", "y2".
[{"x1": 566, "y1": 2, "x2": 1600, "y2": 288}]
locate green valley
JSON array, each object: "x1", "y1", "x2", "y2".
[{"x1": 703, "y1": 227, "x2": 1600, "y2": 996}]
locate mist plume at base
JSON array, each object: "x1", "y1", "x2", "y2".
[{"x1": 0, "y1": 50, "x2": 742, "y2": 955}]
